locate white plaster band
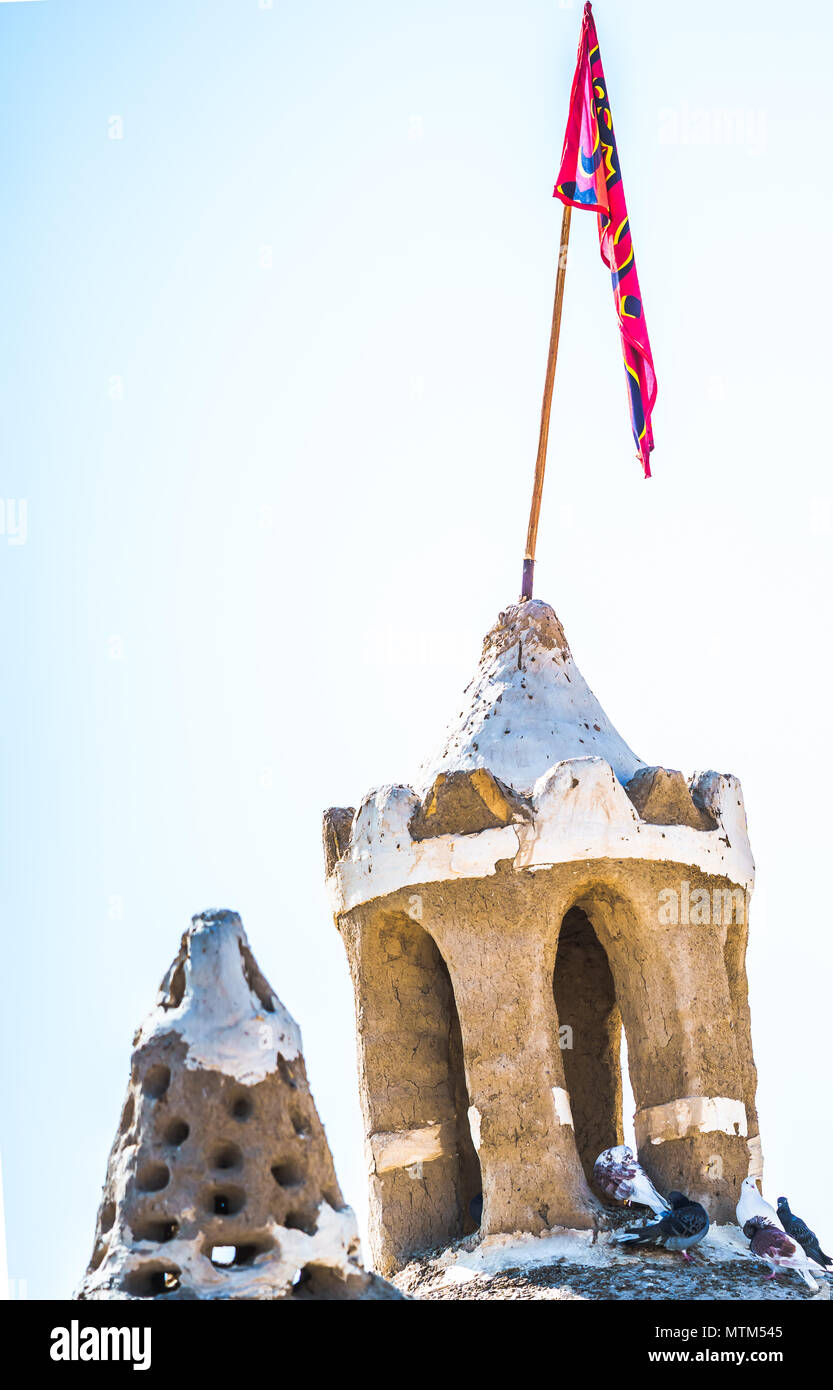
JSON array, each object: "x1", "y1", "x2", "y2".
[
  {"x1": 370, "y1": 1122, "x2": 454, "y2": 1174},
  {"x1": 747, "y1": 1134, "x2": 763, "y2": 1179},
  {"x1": 552, "y1": 1086, "x2": 574, "y2": 1128},
  {"x1": 327, "y1": 759, "x2": 754, "y2": 917},
  {"x1": 635, "y1": 1096, "x2": 748, "y2": 1148}
]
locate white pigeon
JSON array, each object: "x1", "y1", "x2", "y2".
[
  {"x1": 593, "y1": 1144, "x2": 670, "y2": 1216},
  {"x1": 736, "y1": 1176, "x2": 783, "y2": 1231}
]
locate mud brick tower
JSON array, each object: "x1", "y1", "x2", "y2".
[
  {"x1": 77, "y1": 910, "x2": 402, "y2": 1300},
  {"x1": 324, "y1": 601, "x2": 760, "y2": 1275}
]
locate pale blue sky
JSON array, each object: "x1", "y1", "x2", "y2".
[{"x1": 2, "y1": 0, "x2": 831, "y2": 1298}]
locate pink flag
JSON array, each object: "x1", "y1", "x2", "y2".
[{"x1": 555, "y1": 3, "x2": 657, "y2": 477}]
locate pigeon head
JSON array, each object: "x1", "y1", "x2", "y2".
[
  {"x1": 740, "y1": 1176, "x2": 761, "y2": 1195},
  {"x1": 776, "y1": 1196, "x2": 789, "y2": 1210},
  {"x1": 743, "y1": 1216, "x2": 769, "y2": 1239},
  {"x1": 667, "y1": 1191, "x2": 688, "y2": 1208}
]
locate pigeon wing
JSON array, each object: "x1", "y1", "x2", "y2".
[
  {"x1": 752, "y1": 1227, "x2": 796, "y2": 1260},
  {"x1": 780, "y1": 1207, "x2": 832, "y2": 1265},
  {"x1": 630, "y1": 1168, "x2": 671, "y2": 1216},
  {"x1": 787, "y1": 1212, "x2": 816, "y2": 1246},
  {"x1": 669, "y1": 1203, "x2": 708, "y2": 1239}
]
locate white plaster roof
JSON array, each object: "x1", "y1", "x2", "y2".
[
  {"x1": 326, "y1": 601, "x2": 755, "y2": 913},
  {"x1": 136, "y1": 909, "x2": 302, "y2": 1084},
  {"x1": 417, "y1": 600, "x2": 644, "y2": 797}
]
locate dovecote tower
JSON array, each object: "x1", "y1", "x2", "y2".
[
  {"x1": 324, "y1": 601, "x2": 759, "y2": 1275},
  {"x1": 78, "y1": 910, "x2": 402, "y2": 1300}
]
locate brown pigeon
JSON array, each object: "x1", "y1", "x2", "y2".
[{"x1": 743, "y1": 1217, "x2": 820, "y2": 1291}]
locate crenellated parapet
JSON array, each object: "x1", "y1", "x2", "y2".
[{"x1": 326, "y1": 757, "x2": 754, "y2": 918}]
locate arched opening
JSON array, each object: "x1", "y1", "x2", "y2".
[
  {"x1": 360, "y1": 910, "x2": 481, "y2": 1259},
  {"x1": 445, "y1": 960, "x2": 483, "y2": 1234},
  {"x1": 619, "y1": 1030, "x2": 637, "y2": 1154},
  {"x1": 553, "y1": 906, "x2": 625, "y2": 1181}
]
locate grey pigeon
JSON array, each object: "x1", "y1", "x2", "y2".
[
  {"x1": 776, "y1": 1197, "x2": 832, "y2": 1270},
  {"x1": 617, "y1": 1190, "x2": 709, "y2": 1261}
]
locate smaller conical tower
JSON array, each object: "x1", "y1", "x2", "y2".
[{"x1": 77, "y1": 910, "x2": 402, "y2": 1300}]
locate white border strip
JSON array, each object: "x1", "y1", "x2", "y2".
[{"x1": 636, "y1": 1096, "x2": 748, "y2": 1147}]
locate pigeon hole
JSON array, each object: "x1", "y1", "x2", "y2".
[
  {"x1": 77, "y1": 910, "x2": 404, "y2": 1300},
  {"x1": 122, "y1": 1263, "x2": 182, "y2": 1298},
  {"x1": 100, "y1": 1040, "x2": 322, "y2": 1295}
]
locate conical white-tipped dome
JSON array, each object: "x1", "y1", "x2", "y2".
[
  {"x1": 136, "y1": 909, "x2": 302, "y2": 1085},
  {"x1": 417, "y1": 600, "x2": 644, "y2": 797}
]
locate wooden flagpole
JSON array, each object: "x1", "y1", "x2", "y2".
[{"x1": 521, "y1": 200, "x2": 572, "y2": 602}]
